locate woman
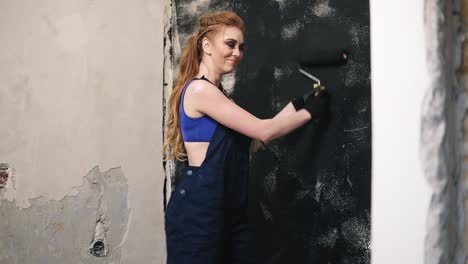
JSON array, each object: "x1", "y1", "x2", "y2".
[{"x1": 163, "y1": 10, "x2": 328, "y2": 264}]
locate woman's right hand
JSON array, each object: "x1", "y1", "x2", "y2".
[{"x1": 303, "y1": 88, "x2": 330, "y2": 119}]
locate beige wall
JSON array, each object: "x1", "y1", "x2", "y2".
[{"x1": 0, "y1": 0, "x2": 167, "y2": 263}]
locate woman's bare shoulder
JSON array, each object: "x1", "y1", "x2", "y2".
[{"x1": 187, "y1": 79, "x2": 222, "y2": 97}]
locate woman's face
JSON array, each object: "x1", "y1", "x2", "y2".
[{"x1": 204, "y1": 26, "x2": 245, "y2": 74}]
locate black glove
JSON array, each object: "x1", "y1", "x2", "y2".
[
  {"x1": 291, "y1": 89, "x2": 314, "y2": 110},
  {"x1": 304, "y1": 88, "x2": 329, "y2": 119}
]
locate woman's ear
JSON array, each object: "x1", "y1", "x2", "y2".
[{"x1": 202, "y1": 37, "x2": 212, "y2": 56}]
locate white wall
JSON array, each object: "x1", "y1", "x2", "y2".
[{"x1": 371, "y1": 0, "x2": 432, "y2": 263}]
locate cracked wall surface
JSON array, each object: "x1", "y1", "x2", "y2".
[{"x1": 0, "y1": 0, "x2": 167, "y2": 263}]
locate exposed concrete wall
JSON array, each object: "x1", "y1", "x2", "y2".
[
  {"x1": 460, "y1": 0, "x2": 468, "y2": 262},
  {"x1": 422, "y1": 0, "x2": 461, "y2": 263},
  {"x1": 0, "y1": 0, "x2": 167, "y2": 263}
]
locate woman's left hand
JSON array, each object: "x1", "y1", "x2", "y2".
[{"x1": 249, "y1": 139, "x2": 266, "y2": 154}]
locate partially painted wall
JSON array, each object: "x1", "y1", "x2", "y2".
[
  {"x1": 167, "y1": 0, "x2": 371, "y2": 263},
  {"x1": 0, "y1": 1, "x2": 167, "y2": 263}
]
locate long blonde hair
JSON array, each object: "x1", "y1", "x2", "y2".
[{"x1": 163, "y1": 11, "x2": 245, "y2": 161}]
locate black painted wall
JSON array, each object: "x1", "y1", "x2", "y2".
[{"x1": 171, "y1": 1, "x2": 371, "y2": 263}]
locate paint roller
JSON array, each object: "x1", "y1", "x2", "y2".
[
  {"x1": 298, "y1": 48, "x2": 349, "y2": 89},
  {"x1": 299, "y1": 48, "x2": 349, "y2": 68}
]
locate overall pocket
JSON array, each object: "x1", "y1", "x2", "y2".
[{"x1": 165, "y1": 169, "x2": 195, "y2": 219}]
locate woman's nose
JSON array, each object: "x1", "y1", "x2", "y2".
[{"x1": 232, "y1": 47, "x2": 241, "y2": 57}]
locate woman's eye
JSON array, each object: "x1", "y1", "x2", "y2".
[{"x1": 227, "y1": 42, "x2": 236, "y2": 48}]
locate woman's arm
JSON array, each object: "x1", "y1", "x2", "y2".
[
  {"x1": 189, "y1": 80, "x2": 311, "y2": 143},
  {"x1": 250, "y1": 102, "x2": 297, "y2": 152},
  {"x1": 273, "y1": 102, "x2": 297, "y2": 119}
]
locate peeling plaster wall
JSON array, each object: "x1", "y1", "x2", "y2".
[
  {"x1": 0, "y1": 0, "x2": 167, "y2": 263},
  {"x1": 0, "y1": 167, "x2": 130, "y2": 263}
]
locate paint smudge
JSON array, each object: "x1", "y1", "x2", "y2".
[
  {"x1": 295, "y1": 174, "x2": 323, "y2": 202},
  {"x1": 341, "y1": 216, "x2": 371, "y2": 251},
  {"x1": 271, "y1": 0, "x2": 289, "y2": 11},
  {"x1": 260, "y1": 202, "x2": 273, "y2": 221},
  {"x1": 273, "y1": 65, "x2": 293, "y2": 81},
  {"x1": 221, "y1": 72, "x2": 236, "y2": 96},
  {"x1": 274, "y1": 68, "x2": 284, "y2": 80},
  {"x1": 342, "y1": 60, "x2": 358, "y2": 87},
  {"x1": 271, "y1": 95, "x2": 283, "y2": 112},
  {"x1": 179, "y1": 0, "x2": 211, "y2": 16},
  {"x1": 315, "y1": 180, "x2": 323, "y2": 202},
  {"x1": 348, "y1": 22, "x2": 369, "y2": 47},
  {"x1": 317, "y1": 227, "x2": 339, "y2": 248},
  {"x1": 296, "y1": 188, "x2": 313, "y2": 200},
  {"x1": 341, "y1": 22, "x2": 370, "y2": 87},
  {"x1": 281, "y1": 20, "x2": 303, "y2": 40},
  {"x1": 323, "y1": 181, "x2": 353, "y2": 212},
  {"x1": 311, "y1": 0, "x2": 335, "y2": 18},
  {"x1": 342, "y1": 59, "x2": 370, "y2": 88},
  {"x1": 349, "y1": 25, "x2": 360, "y2": 46},
  {"x1": 264, "y1": 162, "x2": 279, "y2": 194}
]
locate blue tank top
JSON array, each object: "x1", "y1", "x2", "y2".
[{"x1": 179, "y1": 76, "x2": 218, "y2": 142}]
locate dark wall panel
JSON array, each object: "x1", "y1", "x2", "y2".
[{"x1": 172, "y1": 1, "x2": 371, "y2": 263}]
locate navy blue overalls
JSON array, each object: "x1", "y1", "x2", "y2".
[{"x1": 165, "y1": 81, "x2": 256, "y2": 264}]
